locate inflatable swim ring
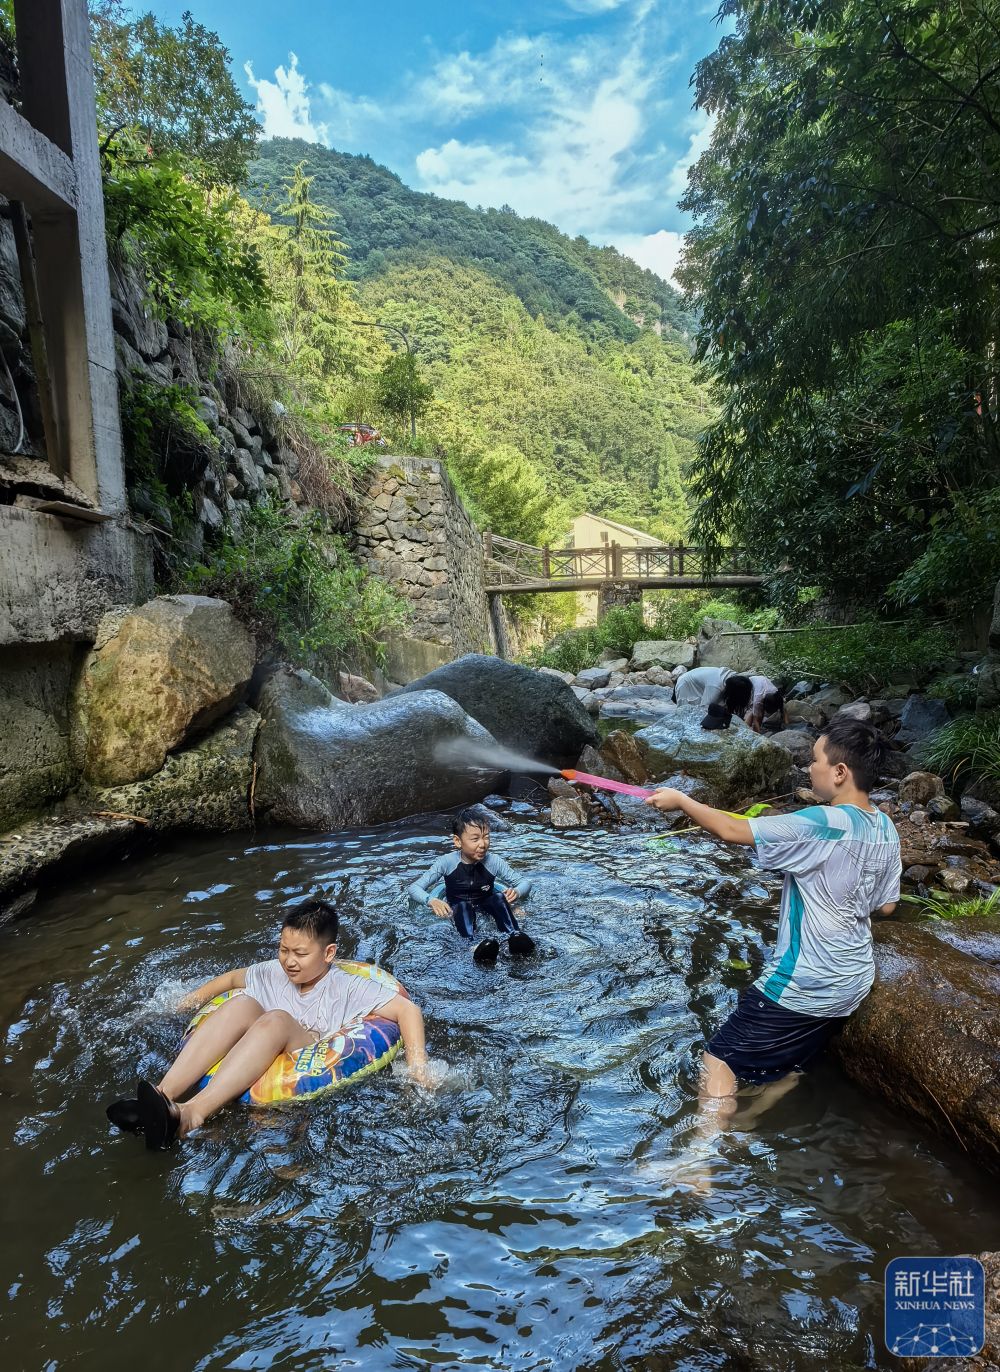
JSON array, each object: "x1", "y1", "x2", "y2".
[{"x1": 183, "y1": 960, "x2": 407, "y2": 1106}]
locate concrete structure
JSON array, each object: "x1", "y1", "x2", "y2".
[
  {"x1": 0, "y1": 1, "x2": 150, "y2": 829},
  {"x1": 355, "y1": 456, "x2": 495, "y2": 683}
]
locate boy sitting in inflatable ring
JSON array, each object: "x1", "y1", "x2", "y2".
[{"x1": 107, "y1": 899, "x2": 429, "y2": 1148}]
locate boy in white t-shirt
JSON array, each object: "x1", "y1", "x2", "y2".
[
  {"x1": 646, "y1": 717, "x2": 900, "y2": 1118},
  {"x1": 108, "y1": 899, "x2": 428, "y2": 1148}
]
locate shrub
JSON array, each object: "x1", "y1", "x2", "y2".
[
  {"x1": 523, "y1": 602, "x2": 647, "y2": 674},
  {"x1": 927, "y1": 674, "x2": 978, "y2": 711},
  {"x1": 767, "y1": 621, "x2": 954, "y2": 694},
  {"x1": 920, "y1": 710, "x2": 1000, "y2": 786},
  {"x1": 644, "y1": 591, "x2": 779, "y2": 639},
  {"x1": 902, "y1": 889, "x2": 1000, "y2": 920},
  {"x1": 184, "y1": 501, "x2": 408, "y2": 673}
]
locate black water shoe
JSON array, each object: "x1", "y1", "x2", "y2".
[
  {"x1": 472, "y1": 938, "x2": 500, "y2": 965},
  {"x1": 508, "y1": 932, "x2": 536, "y2": 958},
  {"x1": 105, "y1": 1098, "x2": 143, "y2": 1135},
  {"x1": 137, "y1": 1079, "x2": 180, "y2": 1151}
]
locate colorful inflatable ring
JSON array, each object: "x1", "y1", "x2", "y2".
[{"x1": 183, "y1": 960, "x2": 407, "y2": 1106}]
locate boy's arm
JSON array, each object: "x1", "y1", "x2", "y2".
[
  {"x1": 487, "y1": 853, "x2": 533, "y2": 900},
  {"x1": 408, "y1": 856, "x2": 449, "y2": 906},
  {"x1": 378, "y1": 993, "x2": 429, "y2": 1081},
  {"x1": 646, "y1": 788, "x2": 754, "y2": 845},
  {"x1": 177, "y1": 967, "x2": 247, "y2": 1011}
]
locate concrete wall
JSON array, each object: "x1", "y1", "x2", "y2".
[{"x1": 355, "y1": 455, "x2": 493, "y2": 682}]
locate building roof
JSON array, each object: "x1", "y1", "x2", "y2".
[{"x1": 571, "y1": 512, "x2": 663, "y2": 544}]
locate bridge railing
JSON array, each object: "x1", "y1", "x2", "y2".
[{"x1": 483, "y1": 533, "x2": 756, "y2": 586}]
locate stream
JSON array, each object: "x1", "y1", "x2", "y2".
[{"x1": 1, "y1": 802, "x2": 996, "y2": 1370}]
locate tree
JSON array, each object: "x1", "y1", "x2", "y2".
[
  {"x1": 679, "y1": 0, "x2": 1000, "y2": 612},
  {"x1": 376, "y1": 352, "x2": 433, "y2": 438},
  {"x1": 90, "y1": 3, "x2": 259, "y2": 184}
]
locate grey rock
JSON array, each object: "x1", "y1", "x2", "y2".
[
  {"x1": 811, "y1": 685, "x2": 852, "y2": 709},
  {"x1": 835, "y1": 700, "x2": 872, "y2": 722},
  {"x1": 635, "y1": 706, "x2": 793, "y2": 806},
  {"x1": 399, "y1": 654, "x2": 597, "y2": 767},
  {"x1": 254, "y1": 669, "x2": 503, "y2": 828},
  {"x1": 550, "y1": 794, "x2": 590, "y2": 828},
  {"x1": 576, "y1": 667, "x2": 612, "y2": 689},
  {"x1": 896, "y1": 694, "x2": 950, "y2": 746},
  {"x1": 768, "y1": 728, "x2": 816, "y2": 767},
  {"x1": 599, "y1": 655, "x2": 629, "y2": 670},
  {"x1": 977, "y1": 656, "x2": 1000, "y2": 712},
  {"x1": 898, "y1": 771, "x2": 946, "y2": 806},
  {"x1": 630, "y1": 639, "x2": 695, "y2": 671},
  {"x1": 233, "y1": 449, "x2": 261, "y2": 494},
  {"x1": 696, "y1": 618, "x2": 775, "y2": 675},
  {"x1": 927, "y1": 794, "x2": 960, "y2": 822},
  {"x1": 961, "y1": 795, "x2": 1000, "y2": 830},
  {"x1": 786, "y1": 699, "x2": 829, "y2": 729},
  {"x1": 538, "y1": 666, "x2": 576, "y2": 684}
]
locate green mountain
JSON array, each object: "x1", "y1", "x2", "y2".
[
  {"x1": 247, "y1": 138, "x2": 708, "y2": 546},
  {"x1": 249, "y1": 139, "x2": 696, "y2": 345}
]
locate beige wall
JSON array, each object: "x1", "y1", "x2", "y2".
[{"x1": 569, "y1": 515, "x2": 660, "y2": 625}]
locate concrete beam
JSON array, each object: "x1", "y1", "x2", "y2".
[
  {"x1": 486, "y1": 576, "x2": 766, "y2": 595},
  {"x1": 0, "y1": 99, "x2": 77, "y2": 212}
]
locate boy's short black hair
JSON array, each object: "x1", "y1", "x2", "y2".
[
  {"x1": 820, "y1": 718, "x2": 885, "y2": 792},
  {"x1": 721, "y1": 675, "x2": 753, "y2": 715},
  {"x1": 452, "y1": 807, "x2": 490, "y2": 837},
  {"x1": 282, "y1": 898, "x2": 339, "y2": 946}
]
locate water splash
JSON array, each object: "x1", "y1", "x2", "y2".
[{"x1": 433, "y1": 735, "x2": 559, "y2": 777}]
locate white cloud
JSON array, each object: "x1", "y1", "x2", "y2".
[
  {"x1": 245, "y1": 52, "x2": 330, "y2": 144},
  {"x1": 610, "y1": 229, "x2": 686, "y2": 284},
  {"x1": 665, "y1": 110, "x2": 715, "y2": 201},
  {"x1": 414, "y1": 36, "x2": 539, "y2": 120},
  {"x1": 414, "y1": 47, "x2": 658, "y2": 237}
]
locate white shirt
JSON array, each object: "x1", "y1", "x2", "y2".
[
  {"x1": 673, "y1": 666, "x2": 732, "y2": 707},
  {"x1": 243, "y1": 960, "x2": 396, "y2": 1037},
  {"x1": 748, "y1": 805, "x2": 901, "y2": 1017}
]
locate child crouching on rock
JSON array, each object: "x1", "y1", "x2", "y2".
[
  {"x1": 106, "y1": 899, "x2": 430, "y2": 1149},
  {"x1": 409, "y1": 808, "x2": 537, "y2": 965},
  {"x1": 646, "y1": 718, "x2": 901, "y2": 1118}
]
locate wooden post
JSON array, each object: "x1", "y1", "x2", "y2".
[
  {"x1": 542, "y1": 545, "x2": 551, "y2": 579},
  {"x1": 612, "y1": 540, "x2": 623, "y2": 580},
  {"x1": 678, "y1": 546, "x2": 685, "y2": 577},
  {"x1": 483, "y1": 529, "x2": 493, "y2": 561}
]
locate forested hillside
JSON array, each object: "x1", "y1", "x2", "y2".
[
  {"x1": 250, "y1": 139, "x2": 696, "y2": 344},
  {"x1": 249, "y1": 139, "x2": 707, "y2": 544}
]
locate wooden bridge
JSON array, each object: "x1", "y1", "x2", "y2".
[{"x1": 482, "y1": 533, "x2": 764, "y2": 594}]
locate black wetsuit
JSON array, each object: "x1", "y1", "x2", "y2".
[{"x1": 443, "y1": 860, "x2": 521, "y2": 942}]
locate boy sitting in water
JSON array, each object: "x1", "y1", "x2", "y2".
[
  {"x1": 106, "y1": 899, "x2": 429, "y2": 1149},
  {"x1": 646, "y1": 718, "x2": 900, "y2": 1119},
  {"x1": 408, "y1": 808, "x2": 536, "y2": 965}
]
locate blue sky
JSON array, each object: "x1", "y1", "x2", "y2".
[{"x1": 146, "y1": 0, "x2": 724, "y2": 282}]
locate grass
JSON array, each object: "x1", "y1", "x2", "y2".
[
  {"x1": 902, "y1": 888, "x2": 1000, "y2": 920},
  {"x1": 919, "y1": 710, "x2": 1000, "y2": 784}
]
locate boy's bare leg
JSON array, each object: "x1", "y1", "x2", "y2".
[
  {"x1": 158, "y1": 995, "x2": 264, "y2": 1100},
  {"x1": 176, "y1": 1009, "x2": 316, "y2": 1135},
  {"x1": 730, "y1": 1071, "x2": 801, "y2": 1130}
]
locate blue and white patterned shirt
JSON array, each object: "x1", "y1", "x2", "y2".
[
  {"x1": 408, "y1": 851, "x2": 534, "y2": 906},
  {"x1": 748, "y1": 804, "x2": 901, "y2": 1018}
]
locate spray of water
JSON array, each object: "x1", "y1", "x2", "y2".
[{"x1": 433, "y1": 735, "x2": 559, "y2": 777}]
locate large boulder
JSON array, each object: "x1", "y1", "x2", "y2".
[
  {"x1": 635, "y1": 705, "x2": 793, "y2": 805},
  {"x1": 400, "y1": 654, "x2": 597, "y2": 767},
  {"x1": 696, "y1": 618, "x2": 775, "y2": 675},
  {"x1": 599, "y1": 685, "x2": 677, "y2": 724},
  {"x1": 89, "y1": 707, "x2": 259, "y2": 831},
  {"x1": 768, "y1": 727, "x2": 816, "y2": 768},
  {"x1": 834, "y1": 919, "x2": 1000, "y2": 1176},
  {"x1": 254, "y1": 668, "x2": 503, "y2": 828},
  {"x1": 73, "y1": 596, "x2": 255, "y2": 787},
  {"x1": 630, "y1": 639, "x2": 695, "y2": 671}
]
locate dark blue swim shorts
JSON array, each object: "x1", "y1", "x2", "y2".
[{"x1": 705, "y1": 988, "x2": 849, "y2": 1084}]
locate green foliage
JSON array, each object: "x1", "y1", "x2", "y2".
[
  {"x1": 525, "y1": 603, "x2": 647, "y2": 674},
  {"x1": 902, "y1": 889, "x2": 1000, "y2": 921},
  {"x1": 889, "y1": 489, "x2": 1000, "y2": 612},
  {"x1": 184, "y1": 502, "x2": 408, "y2": 672},
  {"x1": 681, "y1": 1, "x2": 1000, "y2": 613},
  {"x1": 118, "y1": 376, "x2": 213, "y2": 485},
  {"x1": 920, "y1": 711, "x2": 1000, "y2": 786},
  {"x1": 644, "y1": 591, "x2": 778, "y2": 640},
  {"x1": 927, "y1": 675, "x2": 978, "y2": 711},
  {"x1": 767, "y1": 623, "x2": 955, "y2": 694},
  {"x1": 90, "y1": 2, "x2": 258, "y2": 184},
  {"x1": 249, "y1": 140, "x2": 697, "y2": 345},
  {"x1": 376, "y1": 352, "x2": 433, "y2": 433},
  {"x1": 102, "y1": 137, "x2": 267, "y2": 332}
]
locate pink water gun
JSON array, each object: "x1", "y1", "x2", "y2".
[{"x1": 560, "y1": 769, "x2": 654, "y2": 799}]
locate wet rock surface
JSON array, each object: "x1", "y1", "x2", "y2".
[
  {"x1": 403, "y1": 654, "x2": 597, "y2": 766},
  {"x1": 255, "y1": 668, "x2": 504, "y2": 828},
  {"x1": 635, "y1": 706, "x2": 793, "y2": 807},
  {"x1": 834, "y1": 920, "x2": 1000, "y2": 1174}
]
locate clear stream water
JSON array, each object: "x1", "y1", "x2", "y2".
[{"x1": 1, "y1": 801, "x2": 996, "y2": 1371}]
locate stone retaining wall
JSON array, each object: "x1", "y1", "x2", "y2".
[{"x1": 355, "y1": 455, "x2": 493, "y2": 682}]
